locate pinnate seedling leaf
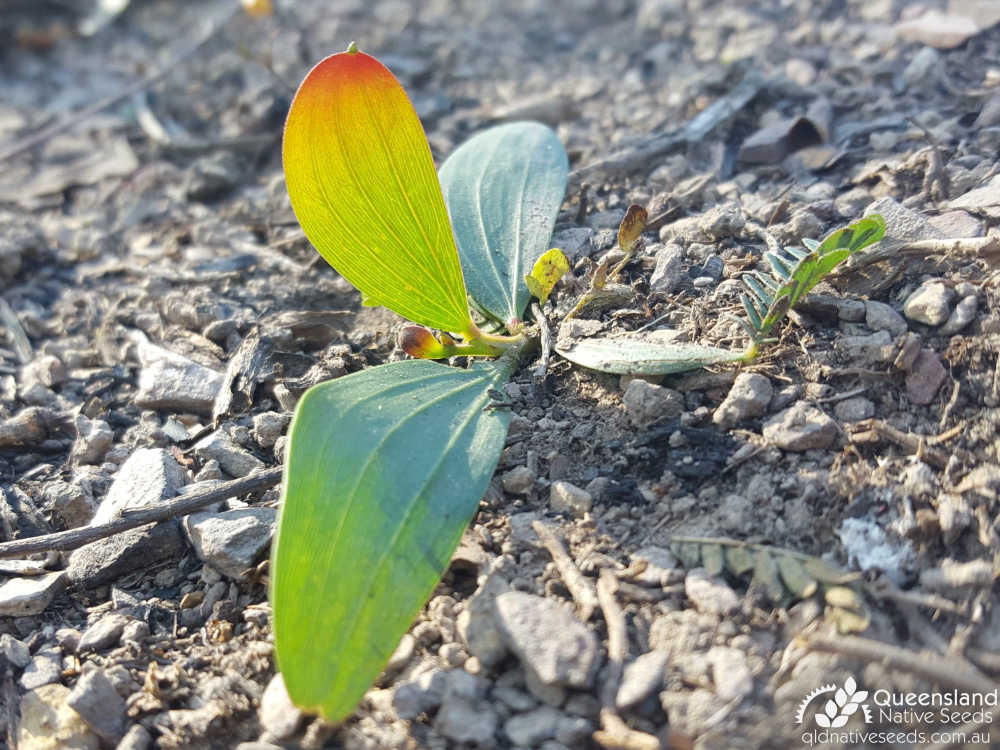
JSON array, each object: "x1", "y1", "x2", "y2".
[
  {"x1": 752, "y1": 214, "x2": 885, "y2": 338},
  {"x1": 271, "y1": 359, "x2": 512, "y2": 721},
  {"x1": 439, "y1": 122, "x2": 568, "y2": 324},
  {"x1": 556, "y1": 335, "x2": 749, "y2": 375},
  {"x1": 283, "y1": 46, "x2": 473, "y2": 334},
  {"x1": 525, "y1": 248, "x2": 570, "y2": 305}
]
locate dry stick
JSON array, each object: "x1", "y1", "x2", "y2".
[
  {"x1": 532, "y1": 520, "x2": 598, "y2": 621},
  {"x1": 531, "y1": 303, "x2": 552, "y2": 380},
  {"x1": 848, "y1": 418, "x2": 950, "y2": 470},
  {"x1": 569, "y1": 71, "x2": 765, "y2": 183},
  {"x1": 806, "y1": 633, "x2": 998, "y2": 695},
  {"x1": 592, "y1": 570, "x2": 660, "y2": 750},
  {"x1": 0, "y1": 467, "x2": 283, "y2": 559},
  {"x1": 844, "y1": 236, "x2": 1000, "y2": 272},
  {"x1": 0, "y1": 6, "x2": 235, "y2": 164}
]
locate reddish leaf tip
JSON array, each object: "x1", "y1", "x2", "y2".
[{"x1": 400, "y1": 326, "x2": 449, "y2": 359}]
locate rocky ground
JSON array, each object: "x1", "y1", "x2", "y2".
[{"x1": 1, "y1": 0, "x2": 1000, "y2": 748}]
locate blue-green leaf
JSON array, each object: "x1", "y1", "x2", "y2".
[
  {"x1": 556, "y1": 335, "x2": 749, "y2": 375},
  {"x1": 439, "y1": 122, "x2": 569, "y2": 324},
  {"x1": 271, "y1": 359, "x2": 511, "y2": 721}
]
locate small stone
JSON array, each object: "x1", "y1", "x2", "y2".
[
  {"x1": 259, "y1": 673, "x2": 302, "y2": 740},
  {"x1": 90, "y1": 447, "x2": 188, "y2": 526},
  {"x1": 835, "y1": 298, "x2": 866, "y2": 322},
  {"x1": 622, "y1": 379, "x2": 683, "y2": 426},
  {"x1": 895, "y1": 9, "x2": 979, "y2": 50},
  {"x1": 937, "y1": 494, "x2": 973, "y2": 544},
  {"x1": 556, "y1": 716, "x2": 592, "y2": 746},
  {"x1": 22, "y1": 355, "x2": 66, "y2": 389},
  {"x1": 392, "y1": 667, "x2": 447, "y2": 719},
  {"x1": 707, "y1": 646, "x2": 753, "y2": 701},
  {"x1": 902, "y1": 46, "x2": 944, "y2": 88},
  {"x1": 18, "y1": 683, "x2": 101, "y2": 750},
  {"x1": 833, "y1": 396, "x2": 875, "y2": 422},
  {"x1": 457, "y1": 573, "x2": 510, "y2": 668},
  {"x1": 21, "y1": 648, "x2": 62, "y2": 690},
  {"x1": 906, "y1": 349, "x2": 947, "y2": 405},
  {"x1": 894, "y1": 332, "x2": 922, "y2": 371},
  {"x1": 648, "y1": 243, "x2": 685, "y2": 293},
  {"x1": 550, "y1": 227, "x2": 594, "y2": 262},
  {"x1": 67, "y1": 669, "x2": 126, "y2": 744},
  {"x1": 444, "y1": 667, "x2": 487, "y2": 703},
  {"x1": 185, "y1": 151, "x2": 241, "y2": 201},
  {"x1": 252, "y1": 412, "x2": 289, "y2": 449},
  {"x1": 438, "y1": 642, "x2": 466, "y2": 668},
  {"x1": 67, "y1": 523, "x2": 185, "y2": 589},
  {"x1": 685, "y1": 568, "x2": 740, "y2": 615},
  {"x1": 939, "y1": 295, "x2": 978, "y2": 336},
  {"x1": 616, "y1": 651, "x2": 669, "y2": 709},
  {"x1": 45, "y1": 480, "x2": 97, "y2": 528},
  {"x1": 55, "y1": 628, "x2": 82, "y2": 653},
  {"x1": 194, "y1": 460, "x2": 224, "y2": 482},
  {"x1": 134, "y1": 343, "x2": 223, "y2": 416},
  {"x1": 494, "y1": 592, "x2": 600, "y2": 688},
  {"x1": 193, "y1": 430, "x2": 264, "y2": 478},
  {"x1": 781, "y1": 56, "x2": 815, "y2": 85},
  {"x1": 712, "y1": 373, "x2": 772, "y2": 429},
  {"x1": 0, "y1": 572, "x2": 66, "y2": 617},
  {"x1": 433, "y1": 697, "x2": 498, "y2": 747},
  {"x1": 78, "y1": 613, "x2": 129, "y2": 652},
  {"x1": 865, "y1": 301, "x2": 908, "y2": 337},
  {"x1": 835, "y1": 330, "x2": 895, "y2": 364},
  {"x1": 115, "y1": 725, "x2": 152, "y2": 750},
  {"x1": 182, "y1": 507, "x2": 276, "y2": 579},
  {"x1": 549, "y1": 481, "x2": 593, "y2": 517},
  {"x1": 629, "y1": 546, "x2": 679, "y2": 586},
  {"x1": 493, "y1": 686, "x2": 537, "y2": 712},
  {"x1": 0, "y1": 633, "x2": 30, "y2": 668},
  {"x1": 382, "y1": 633, "x2": 416, "y2": 681},
  {"x1": 903, "y1": 282, "x2": 954, "y2": 327},
  {"x1": 865, "y1": 197, "x2": 944, "y2": 241},
  {"x1": 504, "y1": 706, "x2": 563, "y2": 746},
  {"x1": 502, "y1": 466, "x2": 535, "y2": 495},
  {"x1": 524, "y1": 667, "x2": 567, "y2": 707},
  {"x1": 71, "y1": 415, "x2": 113, "y2": 465},
  {"x1": 762, "y1": 402, "x2": 837, "y2": 451}
]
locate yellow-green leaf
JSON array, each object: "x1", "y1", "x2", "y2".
[
  {"x1": 283, "y1": 46, "x2": 473, "y2": 334},
  {"x1": 524, "y1": 248, "x2": 570, "y2": 305}
]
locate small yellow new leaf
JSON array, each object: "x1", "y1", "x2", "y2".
[{"x1": 524, "y1": 248, "x2": 570, "y2": 305}]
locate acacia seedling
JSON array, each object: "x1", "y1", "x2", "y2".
[{"x1": 556, "y1": 212, "x2": 885, "y2": 375}]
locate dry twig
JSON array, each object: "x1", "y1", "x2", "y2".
[
  {"x1": 531, "y1": 303, "x2": 552, "y2": 380},
  {"x1": 806, "y1": 633, "x2": 997, "y2": 695},
  {"x1": 0, "y1": 467, "x2": 283, "y2": 559},
  {"x1": 593, "y1": 569, "x2": 662, "y2": 750},
  {"x1": 532, "y1": 520, "x2": 598, "y2": 621},
  {"x1": 847, "y1": 419, "x2": 952, "y2": 469}
]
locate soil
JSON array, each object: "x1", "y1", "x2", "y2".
[{"x1": 1, "y1": 1, "x2": 999, "y2": 749}]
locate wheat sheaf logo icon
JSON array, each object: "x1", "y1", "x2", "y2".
[{"x1": 795, "y1": 676, "x2": 872, "y2": 728}]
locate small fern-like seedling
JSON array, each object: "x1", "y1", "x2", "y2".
[{"x1": 737, "y1": 214, "x2": 886, "y2": 342}]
